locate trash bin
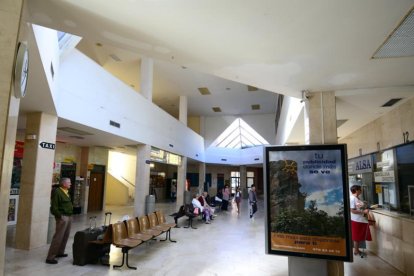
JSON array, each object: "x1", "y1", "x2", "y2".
[
  {"x1": 184, "y1": 191, "x2": 192, "y2": 204},
  {"x1": 145, "y1": 195, "x2": 155, "y2": 214}
]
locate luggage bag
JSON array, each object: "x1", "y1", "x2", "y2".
[{"x1": 72, "y1": 212, "x2": 112, "y2": 266}]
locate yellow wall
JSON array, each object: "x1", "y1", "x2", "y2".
[
  {"x1": 188, "y1": 116, "x2": 201, "y2": 134},
  {"x1": 105, "y1": 173, "x2": 129, "y2": 205}
]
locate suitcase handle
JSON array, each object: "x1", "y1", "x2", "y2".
[{"x1": 104, "y1": 212, "x2": 112, "y2": 226}]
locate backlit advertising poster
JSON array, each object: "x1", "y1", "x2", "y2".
[{"x1": 264, "y1": 144, "x2": 352, "y2": 261}]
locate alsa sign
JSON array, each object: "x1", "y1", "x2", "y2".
[
  {"x1": 39, "y1": 142, "x2": 55, "y2": 150},
  {"x1": 348, "y1": 156, "x2": 373, "y2": 173}
]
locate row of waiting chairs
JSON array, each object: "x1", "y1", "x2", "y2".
[{"x1": 101, "y1": 210, "x2": 177, "y2": 270}]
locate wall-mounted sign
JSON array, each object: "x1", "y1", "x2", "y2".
[
  {"x1": 39, "y1": 142, "x2": 55, "y2": 150},
  {"x1": 348, "y1": 155, "x2": 373, "y2": 173},
  {"x1": 374, "y1": 171, "x2": 395, "y2": 183},
  {"x1": 264, "y1": 144, "x2": 352, "y2": 262}
]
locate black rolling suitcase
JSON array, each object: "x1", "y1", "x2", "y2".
[{"x1": 72, "y1": 212, "x2": 112, "y2": 266}]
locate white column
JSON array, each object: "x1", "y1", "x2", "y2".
[
  {"x1": 15, "y1": 112, "x2": 58, "y2": 250},
  {"x1": 134, "y1": 144, "x2": 151, "y2": 217},
  {"x1": 176, "y1": 157, "x2": 187, "y2": 207},
  {"x1": 198, "y1": 162, "x2": 206, "y2": 192},
  {"x1": 140, "y1": 57, "x2": 153, "y2": 101},
  {"x1": 289, "y1": 91, "x2": 342, "y2": 276},
  {"x1": 0, "y1": 0, "x2": 24, "y2": 271}
]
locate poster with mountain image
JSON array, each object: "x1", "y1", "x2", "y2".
[{"x1": 265, "y1": 144, "x2": 352, "y2": 261}]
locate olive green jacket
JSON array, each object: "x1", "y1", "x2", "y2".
[{"x1": 50, "y1": 187, "x2": 73, "y2": 218}]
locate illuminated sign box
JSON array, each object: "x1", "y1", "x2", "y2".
[{"x1": 264, "y1": 144, "x2": 352, "y2": 262}]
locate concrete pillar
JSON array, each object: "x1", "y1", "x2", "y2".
[
  {"x1": 198, "y1": 162, "x2": 206, "y2": 192},
  {"x1": 289, "y1": 91, "x2": 342, "y2": 276},
  {"x1": 176, "y1": 157, "x2": 187, "y2": 207},
  {"x1": 134, "y1": 144, "x2": 151, "y2": 217},
  {"x1": 140, "y1": 57, "x2": 153, "y2": 101},
  {"x1": 0, "y1": 0, "x2": 24, "y2": 272},
  {"x1": 240, "y1": 165, "x2": 247, "y2": 197},
  {"x1": 304, "y1": 91, "x2": 337, "y2": 145},
  {"x1": 15, "y1": 112, "x2": 58, "y2": 250}
]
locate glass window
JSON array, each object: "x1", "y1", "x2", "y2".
[{"x1": 230, "y1": 171, "x2": 240, "y2": 194}]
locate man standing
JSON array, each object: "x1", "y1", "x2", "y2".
[
  {"x1": 248, "y1": 184, "x2": 257, "y2": 219},
  {"x1": 46, "y1": 177, "x2": 73, "y2": 264}
]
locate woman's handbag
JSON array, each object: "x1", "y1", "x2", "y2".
[{"x1": 193, "y1": 207, "x2": 199, "y2": 215}]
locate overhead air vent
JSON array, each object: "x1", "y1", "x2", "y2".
[
  {"x1": 382, "y1": 98, "x2": 402, "y2": 107},
  {"x1": 198, "y1": 87, "x2": 211, "y2": 95},
  {"x1": 57, "y1": 127, "x2": 93, "y2": 135},
  {"x1": 110, "y1": 120, "x2": 121, "y2": 128},
  {"x1": 212, "y1": 107, "x2": 222, "y2": 112},
  {"x1": 247, "y1": 85, "x2": 258, "y2": 91},
  {"x1": 373, "y1": 7, "x2": 414, "y2": 58},
  {"x1": 251, "y1": 104, "x2": 260, "y2": 110}
]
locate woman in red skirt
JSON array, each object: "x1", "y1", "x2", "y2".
[{"x1": 349, "y1": 185, "x2": 372, "y2": 256}]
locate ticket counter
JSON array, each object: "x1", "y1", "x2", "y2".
[{"x1": 368, "y1": 210, "x2": 414, "y2": 275}]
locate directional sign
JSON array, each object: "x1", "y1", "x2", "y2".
[{"x1": 39, "y1": 142, "x2": 55, "y2": 150}]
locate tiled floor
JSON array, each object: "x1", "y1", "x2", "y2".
[{"x1": 5, "y1": 199, "x2": 405, "y2": 276}]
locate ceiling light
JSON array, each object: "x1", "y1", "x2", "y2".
[
  {"x1": 247, "y1": 85, "x2": 258, "y2": 91},
  {"x1": 96, "y1": 42, "x2": 103, "y2": 47},
  {"x1": 198, "y1": 87, "x2": 211, "y2": 95},
  {"x1": 109, "y1": 54, "x2": 121, "y2": 62},
  {"x1": 373, "y1": 7, "x2": 414, "y2": 58},
  {"x1": 212, "y1": 107, "x2": 222, "y2": 112}
]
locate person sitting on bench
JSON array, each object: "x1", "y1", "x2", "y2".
[
  {"x1": 198, "y1": 192, "x2": 216, "y2": 219},
  {"x1": 192, "y1": 194, "x2": 212, "y2": 224}
]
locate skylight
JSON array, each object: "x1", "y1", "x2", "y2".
[{"x1": 209, "y1": 118, "x2": 269, "y2": 149}]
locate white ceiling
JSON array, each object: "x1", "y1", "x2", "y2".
[{"x1": 20, "y1": 0, "x2": 414, "y2": 148}]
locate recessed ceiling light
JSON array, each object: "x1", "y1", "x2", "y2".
[
  {"x1": 109, "y1": 54, "x2": 121, "y2": 62},
  {"x1": 198, "y1": 87, "x2": 211, "y2": 95},
  {"x1": 212, "y1": 107, "x2": 221, "y2": 112},
  {"x1": 247, "y1": 85, "x2": 258, "y2": 91}
]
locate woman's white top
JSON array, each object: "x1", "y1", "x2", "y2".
[{"x1": 350, "y1": 194, "x2": 367, "y2": 223}]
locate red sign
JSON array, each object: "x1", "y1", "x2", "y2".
[{"x1": 14, "y1": 141, "x2": 24, "y2": 158}]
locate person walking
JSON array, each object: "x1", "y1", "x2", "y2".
[
  {"x1": 221, "y1": 185, "x2": 230, "y2": 211},
  {"x1": 248, "y1": 184, "x2": 257, "y2": 219},
  {"x1": 46, "y1": 177, "x2": 73, "y2": 264},
  {"x1": 234, "y1": 187, "x2": 242, "y2": 214}
]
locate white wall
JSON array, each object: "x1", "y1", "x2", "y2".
[
  {"x1": 32, "y1": 25, "x2": 60, "y2": 103},
  {"x1": 57, "y1": 49, "x2": 205, "y2": 161},
  {"x1": 275, "y1": 96, "x2": 304, "y2": 145}
]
